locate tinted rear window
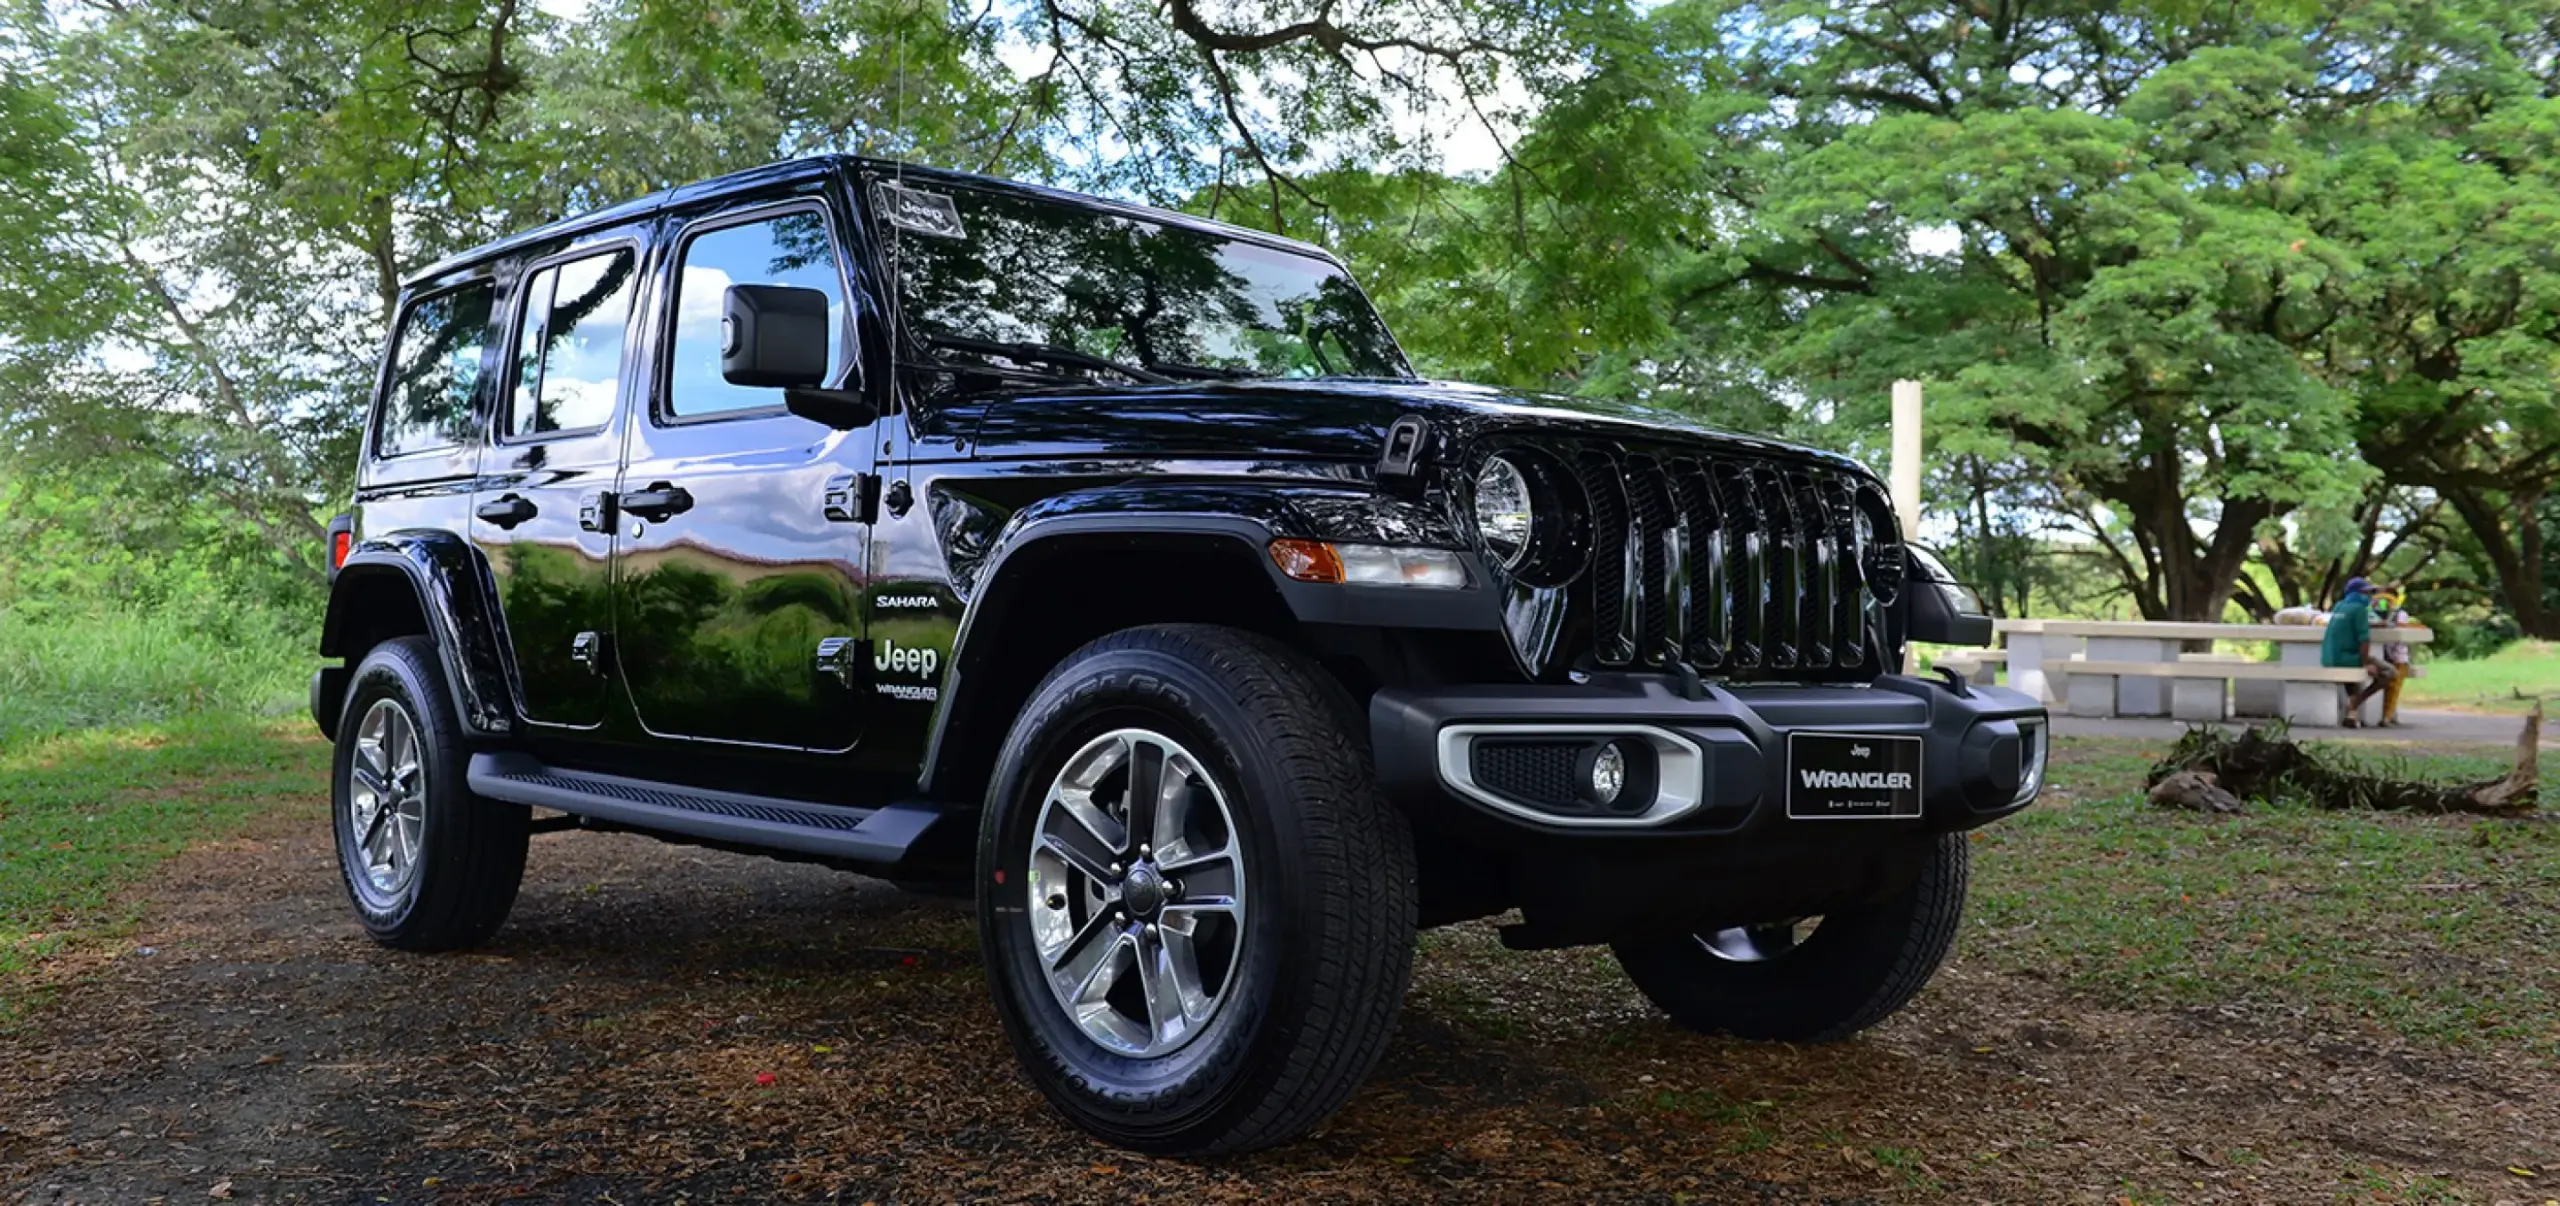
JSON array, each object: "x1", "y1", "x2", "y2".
[
  {"x1": 380, "y1": 283, "x2": 495, "y2": 457},
  {"x1": 508, "y1": 250, "x2": 636, "y2": 438}
]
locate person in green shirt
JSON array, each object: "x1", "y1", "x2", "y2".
[{"x1": 2321, "y1": 577, "x2": 2394, "y2": 727}]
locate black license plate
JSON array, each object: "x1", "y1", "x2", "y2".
[{"x1": 1786, "y1": 733, "x2": 1924, "y2": 820}]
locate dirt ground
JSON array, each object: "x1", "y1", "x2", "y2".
[{"x1": 5, "y1": 769, "x2": 2557, "y2": 1205}]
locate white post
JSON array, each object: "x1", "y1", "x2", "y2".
[
  {"x1": 1891, "y1": 379, "x2": 1924, "y2": 674},
  {"x1": 1890, "y1": 379, "x2": 1923, "y2": 543}
]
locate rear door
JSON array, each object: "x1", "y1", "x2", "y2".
[
  {"x1": 472, "y1": 236, "x2": 645, "y2": 729},
  {"x1": 612, "y1": 195, "x2": 877, "y2": 752}
]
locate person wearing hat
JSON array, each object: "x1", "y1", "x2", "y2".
[
  {"x1": 2372, "y1": 582, "x2": 2417, "y2": 726},
  {"x1": 2321, "y1": 577, "x2": 2393, "y2": 727}
]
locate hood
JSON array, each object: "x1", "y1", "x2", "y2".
[{"x1": 941, "y1": 377, "x2": 1871, "y2": 475}]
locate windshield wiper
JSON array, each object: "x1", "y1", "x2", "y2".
[
  {"x1": 923, "y1": 334, "x2": 1173, "y2": 385},
  {"x1": 1148, "y1": 361, "x2": 1262, "y2": 381},
  {"x1": 922, "y1": 335, "x2": 1269, "y2": 384}
]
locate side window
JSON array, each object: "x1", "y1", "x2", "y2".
[
  {"x1": 508, "y1": 249, "x2": 637, "y2": 439},
  {"x1": 379, "y1": 282, "x2": 495, "y2": 457},
  {"x1": 667, "y1": 209, "x2": 845, "y2": 420}
]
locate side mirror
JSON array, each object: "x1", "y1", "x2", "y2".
[
  {"x1": 721, "y1": 284, "x2": 831, "y2": 388},
  {"x1": 783, "y1": 385, "x2": 878, "y2": 430},
  {"x1": 1902, "y1": 544, "x2": 1996, "y2": 646}
]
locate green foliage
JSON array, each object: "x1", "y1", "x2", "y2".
[
  {"x1": 0, "y1": 607, "x2": 308, "y2": 750},
  {"x1": 4, "y1": 0, "x2": 2559, "y2": 656}
]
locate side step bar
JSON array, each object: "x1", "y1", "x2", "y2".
[{"x1": 467, "y1": 751, "x2": 951, "y2": 873}]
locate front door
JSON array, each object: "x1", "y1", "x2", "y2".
[
  {"x1": 473, "y1": 239, "x2": 643, "y2": 729},
  {"x1": 613, "y1": 199, "x2": 875, "y2": 751}
]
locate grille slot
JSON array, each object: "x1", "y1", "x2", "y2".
[
  {"x1": 1542, "y1": 441, "x2": 1893, "y2": 683},
  {"x1": 1576, "y1": 449, "x2": 1634, "y2": 664}
]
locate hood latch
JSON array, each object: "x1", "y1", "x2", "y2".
[{"x1": 1376, "y1": 414, "x2": 1432, "y2": 485}]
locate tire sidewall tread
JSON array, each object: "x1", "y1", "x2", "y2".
[{"x1": 976, "y1": 623, "x2": 1417, "y2": 1156}]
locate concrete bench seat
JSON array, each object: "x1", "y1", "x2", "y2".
[
  {"x1": 2066, "y1": 660, "x2": 2371, "y2": 725},
  {"x1": 2000, "y1": 619, "x2": 2430, "y2": 725}
]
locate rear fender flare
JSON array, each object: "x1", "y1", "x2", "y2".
[{"x1": 319, "y1": 530, "x2": 519, "y2": 737}]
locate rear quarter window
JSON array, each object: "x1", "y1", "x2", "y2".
[{"x1": 378, "y1": 282, "x2": 496, "y2": 457}]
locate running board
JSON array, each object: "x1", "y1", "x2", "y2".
[{"x1": 467, "y1": 751, "x2": 949, "y2": 872}]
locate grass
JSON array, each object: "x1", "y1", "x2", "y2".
[
  {"x1": 0, "y1": 717, "x2": 327, "y2": 1023},
  {"x1": 2, "y1": 702, "x2": 2553, "y2": 1068},
  {"x1": 1970, "y1": 737, "x2": 2560, "y2": 1055},
  {"x1": 2400, "y1": 638, "x2": 2560, "y2": 714},
  {"x1": 0, "y1": 606, "x2": 309, "y2": 750}
]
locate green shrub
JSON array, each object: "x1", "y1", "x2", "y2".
[{"x1": 0, "y1": 605, "x2": 309, "y2": 750}]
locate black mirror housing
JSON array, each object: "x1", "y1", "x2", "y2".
[
  {"x1": 784, "y1": 386, "x2": 878, "y2": 430},
  {"x1": 721, "y1": 284, "x2": 831, "y2": 388},
  {"x1": 1902, "y1": 544, "x2": 1996, "y2": 646}
]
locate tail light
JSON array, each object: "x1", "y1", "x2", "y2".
[{"x1": 326, "y1": 512, "x2": 354, "y2": 579}]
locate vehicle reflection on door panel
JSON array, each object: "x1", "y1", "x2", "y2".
[
  {"x1": 613, "y1": 203, "x2": 872, "y2": 752},
  {"x1": 477, "y1": 244, "x2": 638, "y2": 728}
]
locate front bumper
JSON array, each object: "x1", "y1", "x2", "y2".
[
  {"x1": 1369, "y1": 672, "x2": 2047, "y2": 943},
  {"x1": 1373, "y1": 672, "x2": 2046, "y2": 839}
]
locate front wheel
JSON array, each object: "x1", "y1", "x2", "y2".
[
  {"x1": 977, "y1": 624, "x2": 1417, "y2": 1155},
  {"x1": 1612, "y1": 833, "x2": 1968, "y2": 1042}
]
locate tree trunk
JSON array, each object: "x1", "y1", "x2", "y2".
[{"x1": 2442, "y1": 484, "x2": 2556, "y2": 639}]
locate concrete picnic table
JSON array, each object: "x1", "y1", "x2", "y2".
[{"x1": 1992, "y1": 619, "x2": 2434, "y2": 726}]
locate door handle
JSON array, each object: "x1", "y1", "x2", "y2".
[
  {"x1": 618, "y1": 482, "x2": 693, "y2": 523},
  {"x1": 475, "y1": 494, "x2": 537, "y2": 530}
]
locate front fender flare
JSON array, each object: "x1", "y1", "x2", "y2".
[
  {"x1": 319, "y1": 530, "x2": 519, "y2": 737},
  {"x1": 918, "y1": 481, "x2": 1499, "y2": 797}
]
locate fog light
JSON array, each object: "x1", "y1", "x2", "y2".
[
  {"x1": 1587, "y1": 742, "x2": 1627, "y2": 806},
  {"x1": 2012, "y1": 719, "x2": 2048, "y2": 808}
]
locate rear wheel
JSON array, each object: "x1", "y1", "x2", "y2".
[
  {"x1": 1612, "y1": 833, "x2": 1967, "y2": 1042},
  {"x1": 977, "y1": 624, "x2": 1417, "y2": 1155},
  {"x1": 331, "y1": 636, "x2": 528, "y2": 951}
]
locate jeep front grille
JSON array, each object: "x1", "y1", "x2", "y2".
[{"x1": 1558, "y1": 442, "x2": 1898, "y2": 682}]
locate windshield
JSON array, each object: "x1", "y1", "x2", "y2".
[{"x1": 873, "y1": 178, "x2": 1411, "y2": 384}]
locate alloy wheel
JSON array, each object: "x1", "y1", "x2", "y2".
[
  {"x1": 346, "y1": 698, "x2": 428, "y2": 906},
  {"x1": 1026, "y1": 728, "x2": 1248, "y2": 1058}
]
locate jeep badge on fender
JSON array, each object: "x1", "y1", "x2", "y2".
[
  {"x1": 311, "y1": 155, "x2": 2046, "y2": 1158},
  {"x1": 874, "y1": 638, "x2": 938, "y2": 677}
]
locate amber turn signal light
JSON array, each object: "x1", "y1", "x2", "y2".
[
  {"x1": 1268, "y1": 538, "x2": 1345, "y2": 583},
  {"x1": 1268, "y1": 539, "x2": 1469, "y2": 589}
]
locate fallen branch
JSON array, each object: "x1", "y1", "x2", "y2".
[{"x1": 2145, "y1": 704, "x2": 2540, "y2": 817}]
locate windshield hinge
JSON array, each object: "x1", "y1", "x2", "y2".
[
  {"x1": 824, "y1": 473, "x2": 880, "y2": 524},
  {"x1": 1376, "y1": 414, "x2": 1432, "y2": 483}
]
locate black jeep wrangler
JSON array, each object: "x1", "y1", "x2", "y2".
[{"x1": 314, "y1": 156, "x2": 2045, "y2": 1155}]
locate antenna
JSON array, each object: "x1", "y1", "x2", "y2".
[{"x1": 892, "y1": 0, "x2": 911, "y2": 186}]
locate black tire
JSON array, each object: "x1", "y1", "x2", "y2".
[
  {"x1": 331, "y1": 636, "x2": 528, "y2": 952},
  {"x1": 976, "y1": 624, "x2": 1418, "y2": 1155},
  {"x1": 1612, "y1": 832, "x2": 1967, "y2": 1042}
]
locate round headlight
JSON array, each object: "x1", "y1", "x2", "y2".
[{"x1": 1474, "y1": 456, "x2": 1534, "y2": 569}]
